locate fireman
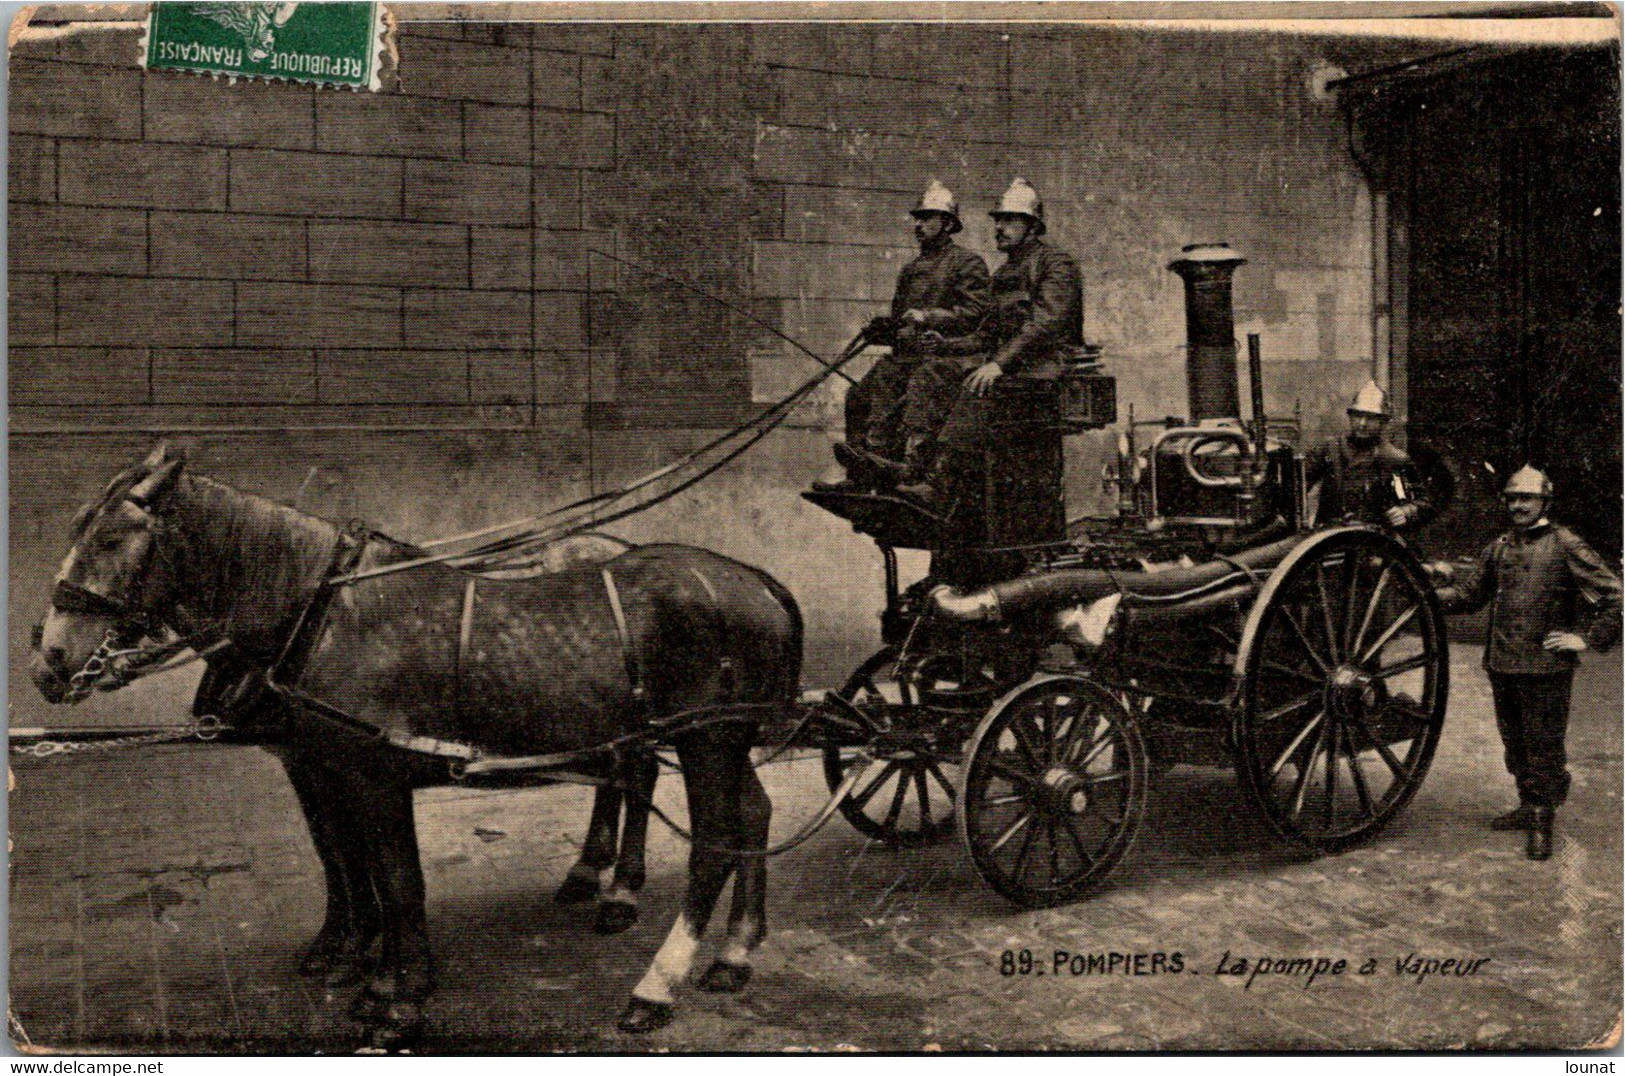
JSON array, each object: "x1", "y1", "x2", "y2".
[
  {"x1": 1304, "y1": 380, "x2": 1433, "y2": 531},
  {"x1": 814, "y1": 180, "x2": 989, "y2": 494},
  {"x1": 1430, "y1": 466, "x2": 1621, "y2": 860},
  {"x1": 898, "y1": 178, "x2": 1083, "y2": 511}
]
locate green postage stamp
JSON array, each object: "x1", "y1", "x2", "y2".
[{"x1": 141, "y1": 2, "x2": 389, "y2": 90}]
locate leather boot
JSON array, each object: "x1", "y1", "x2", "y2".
[
  {"x1": 1490, "y1": 805, "x2": 1535, "y2": 831},
  {"x1": 1526, "y1": 807, "x2": 1555, "y2": 861},
  {"x1": 814, "y1": 443, "x2": 873, "y2": 493}
]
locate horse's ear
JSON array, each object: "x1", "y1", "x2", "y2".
[
  {"x1": 128, "y1": 457, "x2": 185, "y2": 507},
  {"x1": 142, "y1": 442, "x2": 169, "y2": 469}
]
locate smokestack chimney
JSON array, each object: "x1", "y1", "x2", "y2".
[{"x1": 1168, "y1": 243, "x2": 1247, "y2": 422}]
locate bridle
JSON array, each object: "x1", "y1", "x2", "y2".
[{"x1": 42, "y1": 486, "x2": 229, "y2": 703}]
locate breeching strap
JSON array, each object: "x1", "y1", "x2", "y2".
[{"x1": 602, "y1": 568, "x2": 647, "y2": 708}]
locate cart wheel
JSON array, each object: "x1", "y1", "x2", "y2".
[
  {"x1": 959, "y1": 675, "x2": 1149, "y2": 907},
  {"x1": 821, "y1": 648, "x2": 964, "y2": 846},
  {"x1": 1233, "y1": 527, "x2": 1448, "y2": 853}
]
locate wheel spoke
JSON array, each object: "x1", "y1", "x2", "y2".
[
  {"x1": 1257, "y1": 692, "x2": 1318, "y2": 725},
  {"x1": 987, "y1": 756, "x2": 1040, "y2": 790},
  {"x1": 1008, "y1": 715, "x2": 1047, "y2": 771},
  {"x1": 1278, "y1": 604, "x2": 1332, "y2": 674},
  {"x1": 1358, "y1": 605, "x2": 1418, "y2": 664},
  {"x1": 989, "y1": 810, "x2": 1032, "y2": 853},
  {"x1": 1074, "y1": 728, "x2": 1116, "y2": 772},
  {"x1": 1269, "y1": 710, "x2": 1325, "y2": 780},
  {"x1": 849, "y1": 760, "x2": 901, "y2": 810},
  {"x1": 1057, "y1": 813, "x2": 1096, "y2": 870},
  {"x1": 1316, "y1": 561, "x2": 1342, "y2": 663},
  {"x1": 924, "y1": 758, "x2": 958, "y2": 800},
  {"x1": 880, "y1": 776, "x2": 909, "y2": 832},
  {"x1": 1289, "y1": 719, "x2": 1330, "y2": 819},
  {"x1": 1081, "y1": 769, "x2": 1129, "y2": 785},
  {"x1": 1341, "y1": 552, "x2": 1365, "y2": 663},
  {"x1": 1372, "y1": 653, "x2": 1430, "y2": 679},
  {"x1": 1350, "y1": 565, "x2": 1392, "y2": 657},
  {"x1": 913, "y1": 766, "x2": 932, "y2": 825},
  {"x1": 1351, "y1": 709, "x2": 1416, "y2": 784},
  {"x1": 1341, "y1": 722, "x2": 1376, "y2": 820},
  {"x1": 1012, "y1": 815, "x2": 1039, "y2": 878},
  {"x1": 1261, "y1": 660, "x2": 1323, "y2": 685}
]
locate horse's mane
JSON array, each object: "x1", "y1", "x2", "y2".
[{"x1": 161, "y1": 474, "x2": 345, "y2": 656}]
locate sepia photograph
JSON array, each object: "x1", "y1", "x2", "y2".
[{"x1": 6, "y1": 0, "x2": 1621, "y2": 1054}]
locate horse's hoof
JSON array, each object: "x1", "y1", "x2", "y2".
[
  {"x1": 555, "y1": 874, "x2": 600, "y2": 905},
  {"x1": 696, "y1": 960, "x2": 752, "y2": 994},
  {"x1": 593, "y1": 901, "x2": 639, "y2": 935},
  {"x1": 617, "y1": 996, "x2": 673, "y2": 1034}
]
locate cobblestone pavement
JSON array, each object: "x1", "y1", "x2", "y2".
[{"x1": 9, "y1": 648, "x2": 1620, "y2": 1053}]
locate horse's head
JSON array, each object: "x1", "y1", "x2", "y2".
[{"x1": 31, "y1": 443, "x2": 186, "y2": 703}]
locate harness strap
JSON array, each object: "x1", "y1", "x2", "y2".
[{"x1": 602, "y1": 568, "x2": 648, "y2": 708}]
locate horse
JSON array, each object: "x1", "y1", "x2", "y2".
[
  {"x1": 30, "y1": 444, "x2": 804, "y2": 1047},
  {"x1": 192, "y1": 529, "x2": 661, "y2": 941}
]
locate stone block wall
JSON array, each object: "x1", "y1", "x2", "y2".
[{"x1": 9, "y1": 15, "x2": 1419, "y2": 726}]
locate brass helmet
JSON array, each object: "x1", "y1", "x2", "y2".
[
  {"x1": 1503, "y1": 465, "x2": 1553, "y2": 499},
  {"x1": 990, "y1": 177, "x2": 1045, "y2": 234},
  {"x1": 1348, "y1": 379, "x2": 1390, "y2": 418},
  {"x1": 912, "y1": 179, "x2": 962, "y2": 234}
]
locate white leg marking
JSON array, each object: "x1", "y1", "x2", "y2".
[
  {"x1": 604, "y1": 883, "x2": 638, "y2": 907},
  {"x1": 719, "y1": 915, "x2": 757, "y2": 966},
  {"x1": 631, "y1": 914, "x2": 699, "y2": 1005}
]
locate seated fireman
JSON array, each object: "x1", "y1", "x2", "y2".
[
  {"x1": 815, "y1": 181, "x2": 990, "y2": 494},
  {"x1": 1304, "y1": 380, "x2": 1434, "y2": 532},
  {"x1": 899, "y1": 178, "x2": 1084, "y2": 511}
]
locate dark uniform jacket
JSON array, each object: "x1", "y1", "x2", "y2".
[
  {"x1": 984, "y1": 237, "x2": 1083, "y2": 376},
  {"x1": 1435, "y1": 521, "x2": 1622, "y2": 675},
  {"x1": 889, "y1": 239, "x2": 989, "y2": 363},
  {"x1": 1304, "y1": 437, "x2": 1433, "y2": 528}
]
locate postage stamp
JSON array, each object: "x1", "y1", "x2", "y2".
[
  {"x1": 7, "y1": 1, "x2": 1621, "y2": 1060},
  {"x1": 141, "y1": 1, "x2": 390, "y2": 90}
]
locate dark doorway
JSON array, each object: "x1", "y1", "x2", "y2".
[{"x1": 1350, "y1": 45, "x2": 1621, "y2": 560}]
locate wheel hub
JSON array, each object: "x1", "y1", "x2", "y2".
[
  {"x1": 1040, "y1": 766, "x2": 1090, "y2": 815},
  {"x1": 1326, "y1": 664, "x2": 1386, "y2": 722}
]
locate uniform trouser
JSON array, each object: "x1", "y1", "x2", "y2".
[
  {"x1": 844, "y1": 354, "x2": 973, "y2": 461},
  {"x1": 1488, "y1": 670, "x2": 1574, "y2": 808}
]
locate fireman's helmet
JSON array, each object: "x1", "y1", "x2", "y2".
[
  {"x1": 911, "y1": 180, "x2": 962, "y2": 234},
  {"x1": 990, "y1": 177, "x2": 1046, "y2": 235},
  {"x1": 1348, "y1": 379, "x2": 1391, "y2": 419},
  {"x1": 1503, "y1": 465, "x2": 1553, "y2": 499}
]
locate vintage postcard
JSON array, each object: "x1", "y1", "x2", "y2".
[{"x1": 8, "y1": 0, "x2": 1621, "y2": 1055}]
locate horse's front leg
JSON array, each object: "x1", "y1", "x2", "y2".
[
  {"x1": 618, "y1": 733, "x2": 747, "y2": 1034},
  {"x1": 277, "y1": 742, "x2": 380, "y2": 986},
  {"x1": 595, "y1": 750, "x2": 659, "y2": 935},
  {"x1": 351, "y1": 772, "x2": 434, "y2": 1051},
  {"x1": 698, "y1": 761, "x2": 770, "y2": 994}
]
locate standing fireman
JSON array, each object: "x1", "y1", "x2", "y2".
[
  {"x1": 899, "y1": 178, "x2": 1083, "y2": 511},
  {"x1": 1431, "y1": 466, "x2": 1621, "y2": 860},
  {"x1": 1305, "y1": 380, "x2": 1433, "y2": 532},
  {"x1": 816, "y1": 181, "x2": 989, "y2": 493}
]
